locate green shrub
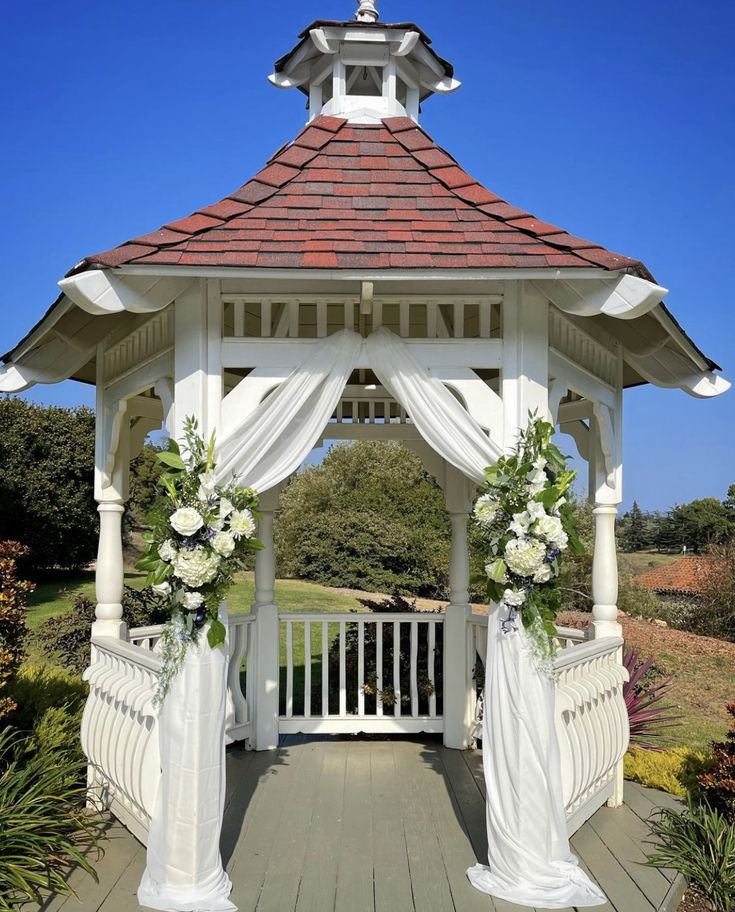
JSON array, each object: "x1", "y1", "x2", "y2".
[
  {"x1": 36, "y1": 586, "x2": 169, "y2": 675},
  {"x1": 28, "y1": 704, "x2": 85, "y2": 760},
  {"x1": 698, "y1": 703, "x2": 735, "y2": 823},
  {"x1": 645, "y1": 797, "x2": 735, "y2": 912},
  {"x1": 9, "y1": 664, "x2": 88, "y2": 733},
  {"x1": 624, "y1": 746, "x2": 711, "y2": 798},
  {"x1": 0, "y1": 399, "x2": 97, "y2": 570},
  {"x1": 0, "y1": 541, "x2": 32, "y2": 722},
  {"x1": 276, "y1": 442, "x2": 451, "y2": 597},
  {"x1": 0, "y1": 728, "x2": 103, "y2": 909}
]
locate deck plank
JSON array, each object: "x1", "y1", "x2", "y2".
[
  {"x1": 294, "y1": 741, "x2": 349, "y2": 912},
  {"x1": 588, "y1": 808, "x2": 671, "y2": 909},
  {"x1": 227, "y1": 740, "x2": 310, "y2": 912},
  {"x1": 571, "y1": 821, "x2": 655, "y2": 912},
  {"x1": 335, "y1": 742, "x2": 375, "y2": 912},
  {"x1": 96, "y1": 845, "x2": 146, "y2": 912},
  {"x1": 370, "y1": 742, "x2": 415, "y2": 912},
  {"x1": 255, "y1": 740, "x2": 324, "y2": 912}
]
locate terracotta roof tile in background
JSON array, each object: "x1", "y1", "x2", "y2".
[
  {"x1": 84, "y1": 115, "x2": 646, "y2": 274},
  {"x1": 635, "y1": 556, "x2": 721, "y2": 596}
]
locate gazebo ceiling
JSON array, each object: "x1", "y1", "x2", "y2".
[{"x1": 80, "y1": 115, "x2": 645, "y2": 276}]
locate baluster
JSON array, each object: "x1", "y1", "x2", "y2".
[
  {"x1": 426, "y1": 302, "x2": 438, "y2": 338},
  {"x1": 339, "y1": 621, "x2": 347, "y2": 716},
  {"x1": 357, "y1": 620, "x2": 365, "y2": 716},
  {"x1": 393, "y1": 620, "x2": 401, "y2": 717},
  {"x1": 344, "y1": 301, "x2": 354, "y2": 331},
  {"x1": 410, "y1": 620, "x2": 418, "y2": 716},
  {"x1": 322, "y1": 622, "x2": 329, "y2": 717},
  {"x1": 286, "y1": 620, "x2": 293, "y2": 718},
  {"x1": 261, "y1": 299, "x2": 272, "y2": 337},
  {"x1": 399, "y1": 301, "x2": 409, "y2": 336},
  {"x1": 429, "y1": 621, "x2": 437, "y2": 717},
  {"x1": 453, "y1": 300, "x2": 464, "y2": 338},
  {"x1": 304, "y1": 621, "x2": 311, "y2": 718},
  {"x1": 234, "y1": 301, "x2": 245, "y2": 337},
  {"x1": 317, "y1": 301, "x2": 327, "y2": 338},
  {"x1": 376, "y1": 621, "x2": 384, "y2": 716},
  {"x1": 479, "y1": 301, "x2": 491, "y2": 338},
  {"x1": 368, "y1": 400, "x2": 375, "y2": 423}
]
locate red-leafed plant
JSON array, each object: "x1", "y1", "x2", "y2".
[
  {"x1": 623, "y1": 647, "x2": 682, "y2": 751},
  {"x1": 698, "y1": 702, "x2": 735, "y2": 823}
]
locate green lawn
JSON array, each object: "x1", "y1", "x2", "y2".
[{"x1": 619, "y1": 551, "x2": 681, "y2": 576}]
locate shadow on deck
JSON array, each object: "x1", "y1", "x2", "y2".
[{"x1": 41, "y1": 736, "x2": 685, "y2": 912}]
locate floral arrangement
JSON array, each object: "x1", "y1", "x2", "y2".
[
  {"x1": 473, "y1": 416, "x2": 583, "y2": 674},
  {"x1": 136, "y1": 418, "x2": 262, "y2": 700}
]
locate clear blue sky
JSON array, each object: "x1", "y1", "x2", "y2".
[{"x1": 2, "y1": 0, "x2": 733, "y2": 512}]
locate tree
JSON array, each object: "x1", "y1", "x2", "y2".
[
  {"x1": 621, "y1": 501, "x2": 648, "y2": 552},
  {"x1": 667, "y1": 498, "x2": 733, "y2": 552},
  {"x1": 0, "y1": 542, "x2": 32, "y2": 722},
  {"x1": 275, "y1": 442, "x2": 451, "y2": 596},
  {"x1": 0, "y1": 399, "x2": 97, "y2": 570}
]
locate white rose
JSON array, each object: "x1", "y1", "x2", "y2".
[
  {"x1": 533, "y1": 564, "x2": 553, "y2": 584},
  {"x1": 504, "y1": 538, "x2": 547, "y2": 577},
  {"x1": 474, "y1": 494, "x2": 499, "y2": 526},
  {"x1": 182, "y1": 590, "x2": 205, "y2": 610},
  {"x1": 172, "y1": 547, "x2": 220, "y2": 587},
  {"x1": 230, "y1": 509, "x2": 256, "y2": 539},
  {"x1": 535, "y1": 515, "x2": 568, "y2": 549},
  {"x1": 502, "y1": 588, "x2": 527, "y2": 607},
  {"x1": 153, "y1": 582, "x2": 171, "y2": 596},
  {"x1": 170, "y1": 507, "x2": 204, "y2": 537},
  {"x1": 158, "y1": 540, "x2": 177, "y2": 562},
  {"x1": 212, "y1": 531, "x2": 236, "y2": 557}
]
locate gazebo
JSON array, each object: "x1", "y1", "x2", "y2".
[{"x1": 2, "y1": 2, "x2": 728, "y2": 909}]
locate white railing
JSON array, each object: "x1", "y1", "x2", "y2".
[
  {"x1": 555, "y1": 636, "x2": 629, "y2": 834},
  {"x1": 278, "y1": 612, "x2": 444, "y2": 734},
  {"x1": 81, "y1": 637, "x2": 162, "y2": 845},
  {"x1": 128, "y1": 613, "x2": 255, "y2": 745},
  {"x1": 466, "y1": 614, "x2": 626, "y2": 834}
]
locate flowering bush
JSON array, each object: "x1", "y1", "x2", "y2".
[
  {"x1": 136, "y1": 418, "x2": 262, "y2": 699},
  {"x1": 473, "y1": 417, "x2": 583, "y2": 672}
]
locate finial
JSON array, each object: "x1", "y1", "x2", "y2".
[{"x1": 355, "y1": 0, "x2": 379, "y2": 23}]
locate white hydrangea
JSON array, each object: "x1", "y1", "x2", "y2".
[
  {"x1": 474, "y1": 494, "x2": 499, "y2": 526},
  {"x1": 533, "y1": 564, "x2": 553, "y2": 584},
  {"x1": 170, "y1": 507, "x2": 204, "y2": 537},
  {"x1": 158, "y1": 539, "x2": 177, "y2": 562},
  {"x1": 504, "y1": 537, "x2": 547, "y2": 577},
  {"x1": 212, "y1": 531, "x2": 236, "y2": 557},
  {"x1": 172, "y1": 547, "x2": 220, "y2": 587},
  {"x1": 535, "y1": 515, "x2": 568, "y2": 549},
  {"x1": 502, "y1": 588, "x2": 527, "y2": 608},
  {"x1": 527, "y1": 501, "x2": 546, "y2": 522},
  {"x1": 230, "y1": 509, "x2": 256, "y2": 539},
  {"x1": 182, "y1": 590, "x2": 205, "y2": 610}
]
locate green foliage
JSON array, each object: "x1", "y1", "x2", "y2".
[
  {"x1": 0, "y1": 728, "x2": 104, "y2": 909},
  {"x1": 0, "y1": 399, "x2": 97, "y2": 570},
  {"x1": 276, "y1": 442, "x2": 451, "y2": 597},
  {"x1": 0, "y1": 542, "x2": 32, "y2": 722},
  {"x1": 9, "y1": 665, "x2": 88, "y2": 735},
  {"x1": 645, "y1": 797, "x2": 735, "y2": 912},
  {"x1": 624, "y1": 746, "x2": 711, "y2": 797},
  {"x1": 693, "y1": 542, "x2": 735, "y2": 643},
  {"x1": 621, "y1": 501, "x2": 649, "y2": 551},
  {"x1": 128, "y1": 442, "x2": 165, "y2": 529},
  {"x1": 36, "y1": 587, "x2": 170, "y2": 675},
  {"x1": 698, "y1": 703, "x2": 735, "y2": 823}
]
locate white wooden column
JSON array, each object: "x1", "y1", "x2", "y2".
[
  {"x1": 251, "y1": 484, "x2": 282, "y2": 751},
  {"x1": 443, "y1": 465, "x2": 475, "y2": 749},
  {"x1": 93, "y1": 364, "x2": 131, "y2": 640}
]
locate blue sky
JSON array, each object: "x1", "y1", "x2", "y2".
[{"x1": 2, "y1": 0, "x2": 733, "y2": 512}]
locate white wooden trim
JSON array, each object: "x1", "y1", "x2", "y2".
[{"x1": 278, "y1": 717, "x2": 443, "y2": 735}]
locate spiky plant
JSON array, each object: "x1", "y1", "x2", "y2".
[
  {"x1": 623, "y1": 647, "x2": 682, "y2": 751},
  {"x1": 0, "y1": 729, "x2": 103, "y2": 909}
]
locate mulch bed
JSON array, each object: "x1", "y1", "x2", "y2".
[{"x1": 678, "y1": 885, "x2": 716, "y2": 912}]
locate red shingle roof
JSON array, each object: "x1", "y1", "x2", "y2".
[
  {"x1": 83, "y1": 115, "x2": 647, "y2": 274},
  {"x1": 635, "y1": 556, "x2": 721, "y2": 596}
]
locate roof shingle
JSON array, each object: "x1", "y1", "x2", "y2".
[{"x1": 84, "y1": 115, "x2": 646, "y2": 274}]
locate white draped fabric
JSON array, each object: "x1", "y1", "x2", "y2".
[
  {"x1": 139, "y1": 607, "x2": 235, "y2": 912},
  {"x1": 366, "y1": 327, "x2": 502, "y2": 480},
  {"x1": 140, "y1": 326, "x2": 605, "y2": 911},
  {"x1": 466, "y1": 613, "x2": 607, "y2": 908},
  {"x1": 215, "y1": 328, "x2": 363, "y2": 490}
]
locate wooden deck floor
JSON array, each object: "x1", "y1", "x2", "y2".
[{"x1": 41, "y1": 736, "x2": 685, "y2": 912}]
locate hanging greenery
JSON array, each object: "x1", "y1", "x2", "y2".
[
  {"x1": 136, "y1": 418, "x2": 263, "y2": 701},
  {"x1": 473, "y1": 416, "x2": 583, "y2": 675}
]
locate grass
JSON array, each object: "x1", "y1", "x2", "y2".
[{"x1": 619, "y1": 551, "x2": 681, "y2": 576}]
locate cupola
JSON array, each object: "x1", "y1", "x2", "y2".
[{"x1": 269, "y1": 0, "x2": 460, "y2": 124}]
